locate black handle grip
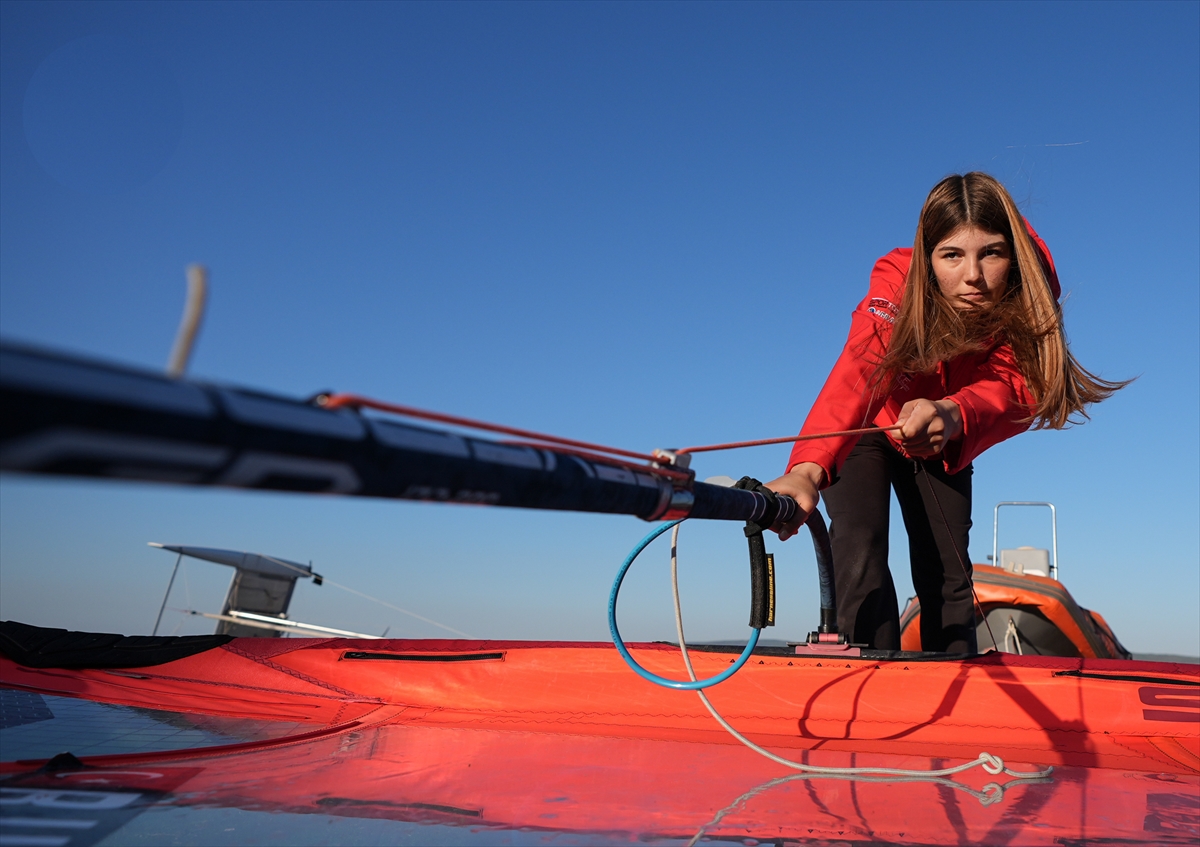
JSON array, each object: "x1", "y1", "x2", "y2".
[
  {"x1": 746, "y1": 524, "x2": 776, "y2": 629},
  {"x1": 728, "y1": 475, "x2": 783, "y2": 630}
]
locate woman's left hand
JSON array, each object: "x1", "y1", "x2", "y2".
[{"x1": 896, "y1": 398, "x2": 964, "y2": 458}]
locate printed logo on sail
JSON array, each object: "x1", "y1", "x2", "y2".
[{"x1": 1139, "y1": 686, "x2": 1200, "y2": 722}]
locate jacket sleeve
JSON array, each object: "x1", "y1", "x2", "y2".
[
  {"x1": 940, "y1": 345, "x2": 1036, "y2": 474},
  {"x1": 786, "y1": 250, "x2": 908, "y2": 482}
]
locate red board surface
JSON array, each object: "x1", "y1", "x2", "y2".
[{"x1": 3, "y1": 637, "x2": 1198, "y2": 845}]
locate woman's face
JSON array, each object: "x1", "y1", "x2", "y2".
[{"x1": 930, "y1": 226, "x2": 1012, "y2": 309}]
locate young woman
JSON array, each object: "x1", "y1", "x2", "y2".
[{"x1": 766, "y1": 172, "x2": 1126, "y2": 653}]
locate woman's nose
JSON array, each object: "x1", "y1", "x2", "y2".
[{"x1": 963, "y1": 257, "x2": 984, "y2": 284}]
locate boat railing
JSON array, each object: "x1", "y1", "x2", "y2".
[{"x1": 992, "y1": 501, "x2": 1058, "y2": 581}]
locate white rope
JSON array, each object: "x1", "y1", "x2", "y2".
[
  {"x1": 668, "y1": 522, "x2": 1052, "y2": 778},
  {"x1": 316, "y1": 577, "x2": 473, "y2": 638},
  {"x1": 688, "y1": 769, "x2": 1052, "y2": 846},
  {"x1": 1005, "y1": 615, "x2": 1024, "y2": 655},
  {"x1": 259, "y1": 554, "x2": 473, "y2": 638}
]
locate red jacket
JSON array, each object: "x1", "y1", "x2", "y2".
[{"x1": 787, "y1": 224, "x2": 1060, "y2": 482}]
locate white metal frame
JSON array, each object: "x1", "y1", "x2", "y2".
[{"x1": 992, "y1": 501, "x2": 1058, "y2": 581}]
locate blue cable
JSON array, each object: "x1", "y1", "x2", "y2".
[{"x1": 608, "y1": 519, "x2": 761, "y2": 690}]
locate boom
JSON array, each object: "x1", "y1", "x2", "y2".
[{"x1": 0, "y1": 342, "x2": 794, "y2": 527}]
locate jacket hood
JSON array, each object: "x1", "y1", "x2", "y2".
[{"x1": 1023, "y1": 219, "x2": 1061, "y2": 301}]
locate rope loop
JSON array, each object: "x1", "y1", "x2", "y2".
[
  {"x1": 609, "y1": 520, "x2": 761, "y2": 690},
  {"x1": 980, "y1": 782, "x2": 1005, "y2": 806},
  {"x1": 980, "y1": 752, "x2": 1005, "y2": 775}
]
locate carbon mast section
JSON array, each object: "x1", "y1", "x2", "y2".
[{"x1": 0, "y1": 343, "x2": 793, "y2": 526}]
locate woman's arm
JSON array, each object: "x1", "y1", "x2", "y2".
[{"x1": 785, "y1": 249, "x2": 911, "y2": 482}]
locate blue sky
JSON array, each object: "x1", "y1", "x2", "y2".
[{"x1": 1, "y1": 1, "x2": 1197, "y2": 655}]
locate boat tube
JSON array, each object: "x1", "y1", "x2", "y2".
[{"x1": 901, "y1": 564, "x2": 1133, "y2": 659}]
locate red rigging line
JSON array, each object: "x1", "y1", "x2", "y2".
[
  {"x1": 318, "y1": 393, "x2": 904, "y2": 477},
  {"x1": 676, "y1": 426, "x2": 903, "y2": 455},
  {"x1": 319, "y1": 393, "x2": 662, "y2": 463},
  {"x1": 319, "y1": 393, "x2": 688, "y2": 483}
]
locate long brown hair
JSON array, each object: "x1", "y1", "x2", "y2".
[{"x1": 876, "y1": 172, "x2": 1128, "y2": 429}]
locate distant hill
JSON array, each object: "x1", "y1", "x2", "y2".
[{"x1": 1133, "y1": 653, "x2": 1200, "y2": 664}]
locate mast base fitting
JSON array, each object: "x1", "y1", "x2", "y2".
[
  {"x1": 806, "y1": 632, "x2": 849, "y2": 645},
  {"x1": 790, "y1": 632, "x2": 864, "y2": 656}
]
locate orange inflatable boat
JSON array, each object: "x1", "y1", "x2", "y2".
[{"x1": 901, "y1": 563, "x2": 1132, "y2": 659}]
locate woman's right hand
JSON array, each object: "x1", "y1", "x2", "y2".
[{"x1": 763, "y1": 462, "x2": 826, "y2": 541}]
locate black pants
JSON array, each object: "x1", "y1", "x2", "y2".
[{"x1": 822, "y1": 432, "x2": 977, "y2": 653}]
